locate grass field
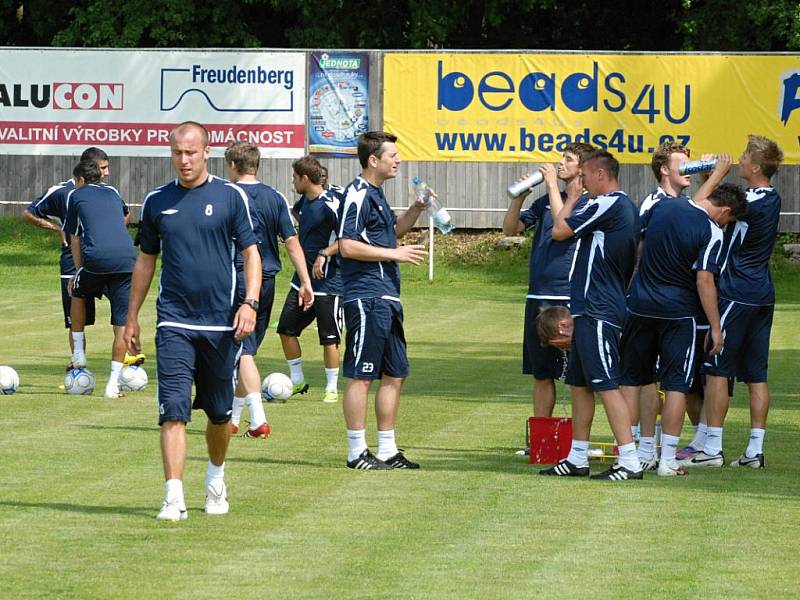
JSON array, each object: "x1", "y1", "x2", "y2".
[{"x1": 1, "y1": 218, "x2": 799, "y2": 599}]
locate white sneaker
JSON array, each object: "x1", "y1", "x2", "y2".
[
  {"x1": 678, "y1": 450, "x2": 724, "y2": 468},
  {"x1": 104, "y1": 383, "x2": 122, "y2": 398},
  {"x1": 204, "y1": 481, "x2": 229, "y2": 515},
  {"x1": 156, "y1": 499, "x2": 187, "y2": 521},
  {"x1": 71, "y1": 350, "x2": 87, "y2": 369},
  {"x1": 657, "y1": 460, "x2": 688, "y2": 477},
  {"x1": 639, "y1": 456, "x2": 659, "y2": 471}
]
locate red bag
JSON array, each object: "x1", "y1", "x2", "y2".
[{"x1": 528, "y1": 416, "x2": 572, "y2": 465}]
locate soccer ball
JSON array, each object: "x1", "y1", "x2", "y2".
[
  {"x1": 119, "y1": 365, "x2": 148, "y2": 392},
  {"x1": 64, "y1": 368, "x2": 95, "y2": 395},
  {"x1": 261, "y1": 372, "x2": 293, "y2": 402},
  {"x1": 0, "y1": 366, "x2": 19, "y2": 394}
]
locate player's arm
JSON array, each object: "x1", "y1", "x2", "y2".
[
  {"x1": 697, "y1": 270, "x2": 723, "y2": 356},
  {"x1": 285, "y1": 236, "x2": 314, "y2": 310},
  {"x1": 693, "y1": 154, "x2": 732, "y2": 203},
  {"x1": 394, "y1": 199, "x2": 426, "y2": 239},
  {"x1": 502, "y1": 177, "x2": 533, "y2": 235},
  {"x1": 232, "y1": 244, "x2": 262, "y2": 341},
  {"x1": 123, "y1": 252, "x2": 157, "y2": 355},
  {"x1": 339, "y1": 238, "x2": 427, "y2": 266},
  {"x1": 541, "y1": 164, "x2": 576, "y2": 240},
  {"x1": 313, "y1": 240, "x2": 339, "y2": 279},
  {"x1": 22, "y1": 209, "x2": 62, "y2": 234}
]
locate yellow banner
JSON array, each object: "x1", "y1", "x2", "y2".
[{"x1": 384, "y1": 53, "x2": 800, "y2": 164}]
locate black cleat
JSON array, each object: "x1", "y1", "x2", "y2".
[
  {"x1": 539, "y1": 459, "x2": 590, "y2": 477},
  {"x1": 383, "y1": 451, "x2": 420, "y2": 469},
  {"x1": 346, "y1": 449, "x2": 392, "y2": 470},
  {"x1": 590, "y1": 463, "x2": 644, "y2": 481}
]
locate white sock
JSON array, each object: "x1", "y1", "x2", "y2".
[
  {"x1": 246, "y1": 392, "x2": 266, "y2": 428},
  {"x1": 566, "y1": 439, "x2": 590, "y2": 468},
  {"x1": 617, "y1": 442, "x2": 640, "y2": 472},
  {"x1": 661, "y1": 433, "x2": 680, "y2": 464},
  {"x1": 690, "y1": 422, "x2": 707, "y2": 449},
  {"x1": 376, "y1": 429, "x2": 399, "y2": 460},
  {"x1": 206, "y1": 461, "x2": 224, "y2": 487},
  {"x1": 745, "y1": 428, "x2": 765, "y2": 457},
  {"x1": 71, "y1": 331, "x2": 85, "y2": 354},
  {"x1": 105, "y1": 361, "x2": 123, "y2": 395},
  {"x1": 703, "y1": 426, "x2": 723, "y2": 456},
  {"x1": 287, "y1": 358, "x2": 304, "y2": 385},
  {"x1": 165, "y1": 479, "x2": 184, "y2": 507},
  {"x1": 347, "y1": 429, "x2": 367, "y2": 462},
  {"x1": 637, "y1": 436, "x2": 656, "y2": 461},
  {"x1": 231, "y1": 396, "x2": 245, "y2": 426},
  {"x1": 325, "y1": 367, "x2": 339, "y2": 392}
]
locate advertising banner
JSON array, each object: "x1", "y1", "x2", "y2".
[
  {"x1": 0, "y1": 49, "x2": 306, "y2": 157},
  {"x1": 307, "y1": 51, "x2": 369, "y2": 156},
  {"x1": 384, "y1": 53, "x2": 800, "y2": 163}
]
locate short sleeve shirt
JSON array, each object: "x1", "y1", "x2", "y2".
[{"x1": 291, "y1": 186, "x2": 342, "y2": 295}]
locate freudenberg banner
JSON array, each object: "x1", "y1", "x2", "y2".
[
  {"x1": 384, "y1": 53, "x2": 800, "y2": 164},
  {"x1": 0, "y1": 49, "x2": 306, "y2": 157}
]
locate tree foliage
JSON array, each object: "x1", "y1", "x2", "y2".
[{"x1": 1, "y1": 0, "x2": 798, "y2": 50}]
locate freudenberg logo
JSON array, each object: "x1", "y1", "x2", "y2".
[
  {"x1": 779, "y1": 70, "x2": 800, "y2": 126},
  {"x1": 160, "y1": 63, "x2": 295, "y2": 113}
]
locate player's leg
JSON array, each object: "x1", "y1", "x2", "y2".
[
  {"x1": 68, "y1": 270, "x2": 89, "y2": 368},
  {"x1": 316, "y1": 294, "x2": 343, "y2": 403},
  {"x1": 277, "y1": 287, "x2": 314, "y2": 396},
  {"x1": 104, "y1": 274, "x2": 131, "y2": 398},
  {"x1": 523, "y1": 299, "x2": 565, "y2": 418},
  {"x1": 240, "y1": 278, "x2": 274, "y2": 436}
]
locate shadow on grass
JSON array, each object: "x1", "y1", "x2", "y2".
[{"x1": 0, "y1": 500, "x2": 153, "y2": 518}]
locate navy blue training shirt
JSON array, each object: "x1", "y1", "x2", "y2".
[
  {"x1": 64, "y1": 184, "x2": 136, "y2": 274},
  {"x1": 138, "y1": 175, "x2": 258, "y2": 330},
  {"x1": 638, "y1": 186, "x2": 690, "y2": 221},
  {"x1": 520, "y1": 192, "x2": 588, "y2": 299},
  {"x1": 291, "y1": 186, "x2": 342, "y2": 295},
  {"x1": 718, "y1": 187, "x2": 781, "y2": 306},
  {"x1": 233, "y1": 181, "x2": 296, "y2": 277},
  {"x1": 565, "y1": 191, "x2": 640, "y2": 328},
  {"x1": 338, "y1": 176, "x2": 400, "y2": 303},
  {"x1": 628, "y1": 198, "x2": 723, "y2": 320}
]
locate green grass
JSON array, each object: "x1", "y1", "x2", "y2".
[{"x1": 1, "y1": 217, "x2": 799, "y2": 599}]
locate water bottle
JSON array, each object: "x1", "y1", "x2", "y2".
[
  {"x1": 412, "y1": 177, "x2": 455, "y2": 234},
  {"x1": 507, "y1": 171, "x2": 544, "y2": 199},
  {"x1": 679, "y1": 159, "x2": 717, "y2": 176}
]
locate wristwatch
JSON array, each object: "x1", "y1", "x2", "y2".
[
  {"x1": 242, "y1": 298, "x2": 259, "y2": 311},
  {"x1": 317, "y1": 249, "x2": 327, "y2": 258}
]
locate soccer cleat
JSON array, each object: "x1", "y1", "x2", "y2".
[
  {"x1": 123, "y1": 352, "x2": 146, "y2": 366},
  {"x1": 657, "y1": 460, "x2": 688, "y2": 477},
  {"x1": 156, "y1": 499, "x2": 187, "y2": 522},
  {"x1": 204, "y1": 481, "x2": 229, "y2": 515},
  {"x1": 729, "y1": 453, "x2": 765, "y2": 469},
  {"x1": 291, "y1": 381, "x2": 309, "y2": 396},
  {"x1": 590, "y1": 463, "x2": 644, "y2": 480},
  {"x1": 71, "y1": 350, "x2": 87, "y2": 369},
  {"x1": 639, "y1": 456, "x2": 659, "y2": 471},
  {"x1": 243, "y1": 422, "x2": 271, "y2": 439},
  {"x1": 346, "y1": 449, "x2": 392, "y2": 470},
  {"x1": 515, "y1": 447, "x2": 530, "y2": 457},
  {"x1": 539, "y1": 459, "x2": 590, "y2": 477},
  {"x1": 675, "y1": 445, "x2": 700, "y2": 461},
  {"x1": 678, "y1": 450, "x2": 724, "y2": 468},
  {"x1": 383, "y1": 451, "x2": 420, "y2": 469},
  {"x1": 230, "y1": 423, "x2": 239, "y2": 435},
  {"x1": 322, "y1": 390, "x2": 338, "y2": 403}
]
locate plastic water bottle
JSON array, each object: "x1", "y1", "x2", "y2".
[
  {"x1": 679, "y1": 159, "x2": 717, "y2": 176},
  {"x1": 412, "y1": 177, "x2": 455, "y2": 234},
  {"x1": 507, "y1": 171, "x2": 544, "y2": 198}
]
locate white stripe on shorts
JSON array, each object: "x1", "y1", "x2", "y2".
[
  {"x1": 597, "y1": 320, "x2": 611, "y2": 379},
  {"x1": 353, "y1": 299, "x2": 366, "y2": 369}
]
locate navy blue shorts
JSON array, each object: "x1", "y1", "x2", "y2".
[
  {"x1": 343, "y1": 298, "x2": 408, "y2": 380},
  {"x1": 277, "y1": 289, "x2": 343, "y2": 345},
  {"x1": 703, "y1": 300, "x2": 774, "y2": 383},
  {"x1": 565, "y1": 316, "x2": 621, "y2": 392},
  {"x1": 620, "y1": 314, "x2": 697, "y2": 393},
  {"x1": 236, "y1": 272, "x2": 275, "y2": 357},
  {"x1": 523, "y1": 298, "x2": 568, "y2": 380},
  {"x1": 71, "y1": 268, "x2": 130, "y2": 326},
  {"x1": 61, "y1": 275, "x2": 95, "y2": 328},
  {"x1": 155, "y1": 327, "x2": 241, "y2": 425}
]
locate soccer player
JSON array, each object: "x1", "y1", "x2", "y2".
[
  {"x1": 64, "y1": 159, "x2": 137, "y2": 398},
  {"x1": 22, "y1": 147, "x2": 110, "y2": 370},
  {"x1": 277, "y1": 155, "x2": 344, "y2": 404},
  {"x1": 502, "y1": 143, "x2": 593, "y2": 455},
  {"x1": 620, "y1": 156, "x2": 746, "y2": 476},
  {"x1": 338, "y1": 131, "x2": 427, "y2": 470},
  {"x1": 538, "y1": 150, "x2": 642, "y2": 481},
  {"x1": 684, "y1": 135, "x2": 784, "y2": 469},
  {"x1": 124, "y1": 122, "x2": 261, "y2": 521},
  {"x1": 223, "y1": 142, "x2": 313, "y2": 438}
]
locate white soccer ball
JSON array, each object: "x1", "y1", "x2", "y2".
[
  {"x1": 119, "y1": 365, "x2": 148, "y2": 392},
  {"x1": 64, "y1": 368, "x2": 95, "y2": 395},
  {"x1": 261, "y1": 372, "x2": 293, "y2": 402},
  {"x1": 0, "y1": 366, "x2": 20, "y2": 395}
]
